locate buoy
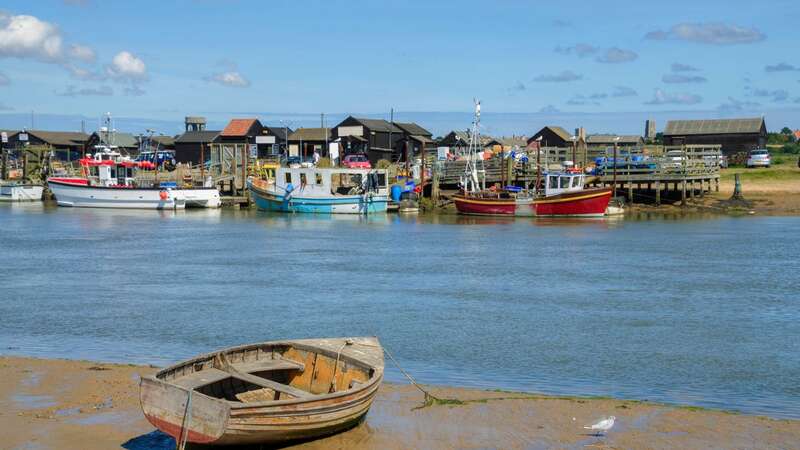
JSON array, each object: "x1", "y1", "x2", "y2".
[{"x1": 159, "y1": 190, "x2": 168, "y2": 201}]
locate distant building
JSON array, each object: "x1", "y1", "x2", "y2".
[
  {"x1": 174, "y1": 130, "x2": 219, "y2": 164},
  {"x1": 645, "y1": 119, "x2": 656, "y2": 140},
  {"x1": 332, "y1": 116, "x2": 405, "y2": 163},
  {"x1": 6, "y1": 130, "x2": 89, "y2": 160},
  {"x1": 260, "y1": 126, "x2": 292, "y2": 157},
  {"x1": 527, "y1": 126, "x2": 572, "y2": 148},
  {"x1": 394, "y1": 122, "x2": 434, "y2": 159},
  {"x1": 663, "y1": 117, "x2": 767, "y2": 154},
  {"x1": 287, "y1": 128, "x2": 331, "y2": 159},
  {"x1": 438, "y1": 131, "x2": 498, "y2": 154},
  {"x1": 585, "y1": 135, "x2": 644, "y2": 148},
  {"x1": 185, "y1": 116, "x2": 207, "y2": 132},
  {"x1": 150, "y1": 135, "x2": 176, "y2": 151}
]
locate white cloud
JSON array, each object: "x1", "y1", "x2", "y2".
[
  {"x1": 645, "y1": 23, "x2": 765, "y2": 45},
  {"x1": 507, "y1": 81, "x2": 526, "y2": 94},
  {"x1": 662, "y1": 74, "x2": 707, "y2": 84},
  {"x1": 0, "y1": 71, "x2": 9, "y2": 86},
  {"x1": 555, "y1": 43, "x2": 598, "y2": 58},
  {"x1": 0, "y1": 102, "x2": 13, "y2": 111},
  {"x1": 69, "y1": 44, "x2": 95, "y2": 63},
  {"x1": 106, "y1": 51, "x2": 147, "y2": 81},
  {"x1": 206, "y1": 71, "x2": 250, "y2": 88},
  {"x1": 749, "y1": 88, "x2": 789, "y2": 102},
  {"x1": 57, "y1": 85, "x2": 113, "y2": 97},
  {"x1": 533, "y1": 70, "x2": 582, "y2": 82},
  {"x1": 644, "y1": 89, "x2": 702, "y2": 105},
  {"x1": 124, "y1": 85, "x2": 146, "y2": 96},
  {"x1": 0, "y1": 13, "x2": 63, "y2": 62},
  {"x1": 765, "y1": 63, "x2": 799, "y2": 73},
  {"x1": 671, "y1": 63, "x2": 700, "y2": 72},
  {"x1": 597, "y1": 47, "x2": 638, "y2": 64},
  {"x1": 539, "y1": 105, "x2": 560, "y2": 113},
  {"x1": 717, "y1": 97, "x2": 761, "y2": 112},
  {"x1": 612, "y1": 86, "x2": 638, "y2": 97}
]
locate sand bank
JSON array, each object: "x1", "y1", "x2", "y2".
[{"x1": 1, "y1": 356, "x2": 798, "y2": 449}]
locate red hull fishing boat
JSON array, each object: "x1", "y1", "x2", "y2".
[{"x1": 452, "y1": 100, "x2": 614, "y2": 217}]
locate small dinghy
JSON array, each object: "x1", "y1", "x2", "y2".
[{"x1": 139, "y1": 337, "x2": 383, "y2": 446}]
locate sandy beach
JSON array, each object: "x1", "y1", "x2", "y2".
[{"x1": 1, "y1": 356, "x2": 798, "y2": 449}]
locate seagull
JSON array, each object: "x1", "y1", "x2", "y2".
[{"x1": 584, "y1": 416, "x2": 615, "y2": 436}]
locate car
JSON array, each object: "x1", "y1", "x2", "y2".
[
  {"x1": 663, "y1": 150, "x2": 686, "y2": 170},
  {"x1": 746, "y1": 149, "x2": 771, "y2": 168},
  {"x1": 342, "y1": 154, "x2": 371, "y2": 169}
]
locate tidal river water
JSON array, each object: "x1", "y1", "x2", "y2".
[{"x1": 1, "y1": 204, "x2": 798, "y2": 418}]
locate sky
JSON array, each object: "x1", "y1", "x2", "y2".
[{"x1": 0, "y1": 0, "x2": 798, "y2": 136}]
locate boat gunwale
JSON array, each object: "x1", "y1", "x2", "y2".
[{"x1": 146, "y1": 337, "x2": 384, "y2": 409}]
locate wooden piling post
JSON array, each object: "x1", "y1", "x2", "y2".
[
  {"x1": 681, "y1": 179, "x2": 687, "y2": 206},
  {"x1": 22, "y1": 152, "x2": 27, "y2": 182},
  {"x1": 715, "y1": 177, "x2": 720, "y2": 192},
  {"x1": 732, "y1": 173, "x2": 743, "y2": 199},
  {"x1": 628, "y1": 181, "x2": 633, "y2": 203},
  {"x1": 655, "y1": 180, "x2": 661, "y2": 206}
]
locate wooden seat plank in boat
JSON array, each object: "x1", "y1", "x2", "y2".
[
  {"x1": 220, "y1": 368, "x2": 312, "y2": 399},
  {"x1": 173, "y1": 358, "x2": 304, "y2": 390}
]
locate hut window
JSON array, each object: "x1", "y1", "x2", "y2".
[
  {"x1": 315, "y1": 172, "x2": 323, "y2": 185},
  {"x1": 285, "y1": 172, "x2": 292, "y2": 184}
]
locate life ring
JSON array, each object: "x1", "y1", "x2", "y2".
[{"x1": 159, "y1": 190, "x2": 168, "y2": 200}]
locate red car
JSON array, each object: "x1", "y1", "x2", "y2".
[{"x1": 342, "y1": 154, "x2": 371, "y2": 169}]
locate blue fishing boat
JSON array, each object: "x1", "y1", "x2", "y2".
[{"x1": 247, "y1": 167, "x2": 389, "y2": 214}]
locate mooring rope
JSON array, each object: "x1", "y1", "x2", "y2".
[{"x1": 382, "y1": 346, "x2": 444, "y2": 403}]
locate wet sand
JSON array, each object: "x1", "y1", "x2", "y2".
[{"x1": 1, "y1": 356, "x2": 798, "y2": 449}]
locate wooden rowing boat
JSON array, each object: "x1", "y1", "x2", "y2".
[{"x1": 139, "y1": 337, "x2": 384, "y2": 446}]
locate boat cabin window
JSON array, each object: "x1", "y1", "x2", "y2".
[
  {"x1": 299, "y1": 173, "x2": 307, "y2": 185},
  {"x1": 315, "y1": 172, "x2": 323, "y2": 185},
  {"x1": 560, "y1": 176, "x2": 570, "y2": 189},
  {"x1": 548, "y1": 176, "x2": 559, "y2": 190},
  {"x1": 376, "y1": 173, "x2": 386, "y2": 187},
  {"x1": 571, "y1": 176, "x2": 581, "y2": 188},
  {"x1": 284, "y1": 172, "x2": 292, "y2": 184}
]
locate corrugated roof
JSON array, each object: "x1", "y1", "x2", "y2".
[
  {"x1": 175, "y1": 130, "x2": 220, "y2": 143},
  {"x1": 497, "y1": 136, "x2": 528, "y2": 147},
  {"x1": 409, "y1": 134, "x2": 433, "y2": 144},
  {"x1": 351, "y1": 117, "x2": 403, "y2": 133},
  {"x1": 151, "y1": 135, "x2": 176, "y2": 146},
  {"x1": 586, "y1": 134, "x2": 643, "y2": 145},
  {"x1": 221, "y1": 118, "x2": 260, "y2": 137},
  {"x1": 395, "y1": 122, "x2": 432, "y2": 137},
  {"x1": 664, "y1": 118, "x2": 764, "y2": 136},
  {"x1": 288, "y1": 128, "x2": 331, "y2": 141},
  {"x1": 26, "y1": 130, "x2": 88, "y2": 146},
  {"x1": 263, "y1": 126, "x2": 292, "y2": 141}
]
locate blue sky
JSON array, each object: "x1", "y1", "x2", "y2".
[{"x1": 0, "y1": 0, "x2": 798, "y2": 135}]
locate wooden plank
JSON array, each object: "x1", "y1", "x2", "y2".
[
  {"x1": 221, "y1": 368, "x2": 312, "y2": 399},
  {"x1": 172, "y1": 358, "x2": 304, "y2": 390}
]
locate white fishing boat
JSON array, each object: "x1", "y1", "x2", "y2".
[
  {"x1": 48, "y1": 116, "x2": 220, "y2": 210},
  {"x1": 0, "y1": 182, "x2": 44, "y2": 202}
]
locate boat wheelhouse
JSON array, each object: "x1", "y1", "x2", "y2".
[{"x1": 248, "y1": 167, "x2": 389, "y2": 214}]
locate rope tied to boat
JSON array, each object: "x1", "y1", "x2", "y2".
[{"x1": 382, "y1": 345, "x2": 451, "y2": 406}]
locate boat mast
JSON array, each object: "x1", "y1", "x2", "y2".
[{"x1": 461, "y1": 99, "x2": 485, "y2": 193}]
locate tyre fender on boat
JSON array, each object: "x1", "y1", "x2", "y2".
[{"x1": 159, "y1": 190, "x2": 169, "y2": 201}]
